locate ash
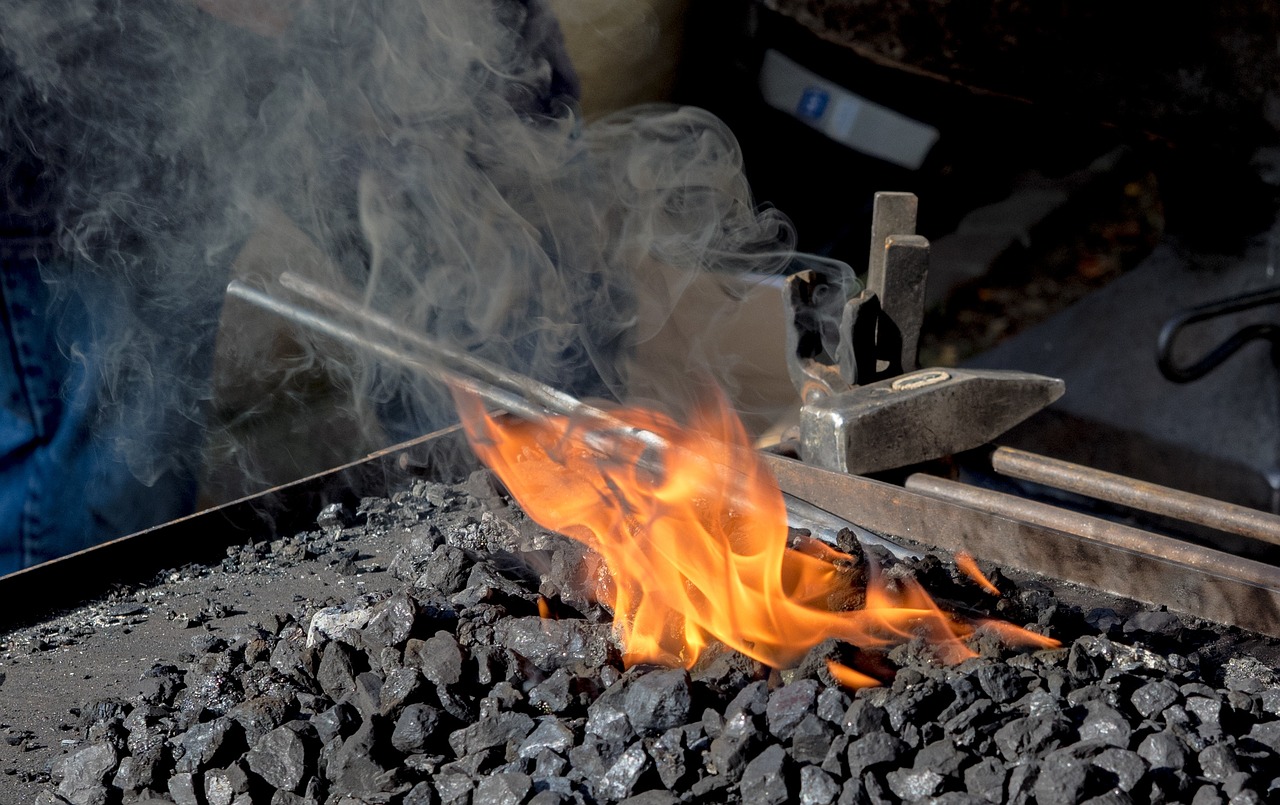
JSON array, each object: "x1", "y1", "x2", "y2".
[{"x1": 14, "y1": 471, "x2": 1280, "y2": 805}]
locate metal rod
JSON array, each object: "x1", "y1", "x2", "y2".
[
  {"x1": 226, "y1": 279, "x2": 905, "y2": 555},
  {"x1": 765, "y1": 453, "x2": 1280, "y2": 639},
  {"x1": 905, "y1": 473, "x2": 1280, "y2": 589},
  {"x1": 991, "y1": 446, "x2": 1280, "y2": 548}
]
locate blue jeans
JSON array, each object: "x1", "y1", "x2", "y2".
[{"x1": 0, "y1": 239, "x2": 200, "y2": 573}]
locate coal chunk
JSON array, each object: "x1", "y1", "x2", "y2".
[
  {"x1": 740, "y1": 744, "x2": 791, "y2": 805},
  {"x1": 766, "y1": 679, "x2": 819, "y2": 741},
  {"x1": 598, "y1": 744, "x2": 653, "y2": 801},
  {"x1": 1092, "y1": 748, "x2": 1146, "y2": 792},
  {"x1": 1033, "y1": 750, "x2": 1091, "y2": 805},
  {"x1": 993, "y1": 714, "x2": 1068, "y2": 761},
  {"x1": 316, "y1": 641, "x2": 359, "y2": 703},
  {"x1": 885, "y1": 768, "x2": 944, "y2": 801},
  {"x1": 406, "y1": 632, "x2": 465, "y2": 689},
  {"x1": 203, "y1": 761, "x2": 251, "y2": 805},
  {"x1": 625, "y1": 669, "x2": 691, "y2": 736},
  {"x1": 474, "y1": 772, "x2": 532, "y2": 805},
  {"x1": 56, "y1": 742, "x2": 119, "y2": 805},
  {"x1": 392, "y1": 703, "x2": 442, "y2": 754},
  {"x1": 1138, "y1": 729, "x2": 1188, "y2": 771},
  {"x1": 493, "y1": 617, "x2": 619, "y2": 673},
  {"x1": 799, "y1": 765, "x2": 840, "y2": 805},
  {"x1": 447, "y1": 711, "x2": 535, "y2": 760},
  {"x1": 845, "y1": 733, "x2": 908, "y2": 777},
  {"x1": 327, "y1": 720, "x2": 395, "y2": 798},
  {"x1": 791, "y1": 713, "x2": 839, "y2": 766},
  {"x1": 517, "y1": 718, "x2": 574, "y2": 760},
  {"x1": 173, "y1": 717, "x2": 242, "y2": 774},
  {"x1": 1131, "y1": 680, "x2": 1181, "y2": 719},
  {"x1": 246, "y1": 724, "x2": 313, "y2": 793}
]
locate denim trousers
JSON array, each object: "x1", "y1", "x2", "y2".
[{"x1": 0, "y1": 238, "x2": 200, "y2": 574}]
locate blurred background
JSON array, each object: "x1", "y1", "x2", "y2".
[{"x1": 205, "y1": 0, "x2": 1280, "y2": 515}]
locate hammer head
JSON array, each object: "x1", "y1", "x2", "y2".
[{"x1": 799, "y1": 367, "x2": 1066, "y2": 475}]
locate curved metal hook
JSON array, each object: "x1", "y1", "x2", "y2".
[{"x1": 1156, "y1": 285, "x2": 1280, "y2": 383}]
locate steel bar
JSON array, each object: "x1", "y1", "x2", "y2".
[
  {"x1": 762, "y1": 453, "x2": 1280, "y2": 639},
  {"x1": 0, "y1": 425, "x2": 472, "y2": 631},
  {"x1": 228, "y1": 280, "x2": 905, "y2": 556},
  {"x1": 991, "y1": 446, "x2": 1280, "y2": 548}
]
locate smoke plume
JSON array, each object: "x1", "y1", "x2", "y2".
[{"x1": 0, "y1": 0, "x2": 797, "y2": 509}]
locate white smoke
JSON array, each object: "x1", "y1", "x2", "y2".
[{"x1": 0, "y1": 0, "x2": 796, "y2": 503}]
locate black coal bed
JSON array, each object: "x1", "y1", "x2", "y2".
[{"x1": 4, "y1": 449, "x2": 1280, "y2": 805}]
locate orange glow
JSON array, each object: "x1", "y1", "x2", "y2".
[
  {"x1": 453, "y1": 389, "x2": 1058, "y2": 671},
  {"x1": 826, "y1": 660, "x2": 881, "y2": 689},
  {"x1": 956, "y1": 551, "x2": 1002, "y2": 595}
]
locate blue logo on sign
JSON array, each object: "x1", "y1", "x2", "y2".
[{"x1": 797, "y1": 88, "x2": 829, "y2": 121}]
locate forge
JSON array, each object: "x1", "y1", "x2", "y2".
[
  {"x1": 6, "y1": 2, "x2": 1280, "y2": 805},
  {"x1": 4, "y1": 420, "x2": 1280, "y2": 805}
]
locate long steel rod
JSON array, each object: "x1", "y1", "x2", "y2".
[
  {"x1": 225, "y1": 279, "x2": 906, "y2": 555},
  {"x1": 764, "y1": 454, "x2": 1280, "y2": 639},
  {"x1": 991, "y1": 446, "x2": 1280, "y2": 548},
  {"x1": 905, "y1": 473, "x2": 1280, "y2": 588}
]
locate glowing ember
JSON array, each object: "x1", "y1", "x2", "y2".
[{"x1": 453, "y1": 389, "x2": 1057, "y2": 673}]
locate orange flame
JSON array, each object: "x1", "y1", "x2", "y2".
[
  {"x1": 453, "y1": 389, "x2": 1057, "y2": 671},
  {"x1": 956, "y1": 551, "x2": 1002, "y2": 595}
]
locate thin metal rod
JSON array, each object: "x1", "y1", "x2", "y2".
[
  {"x1": 991, "y1": 446, "x2": 1280, "y2": 548},
  {"x1": 905, "y1": 473, "x2": 1280, "y2": 588},
  {"x1": 226, "y1": 279, "x2": 904, "y2": 555}
]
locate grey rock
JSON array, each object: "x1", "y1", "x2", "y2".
[
  {"x1": 1093, "y1": 748, "x2": 1148, "y2": 792},
  {"x1": 766, "y1": 679, "x2": 819, "y2": 741},
  {"x1": 726, "y1": 681, "x2": 770, "y2": 720},
  {"x1": 799, "y1": 765, "x2": 840, "y2": 805},
  {"x1": 448, "y1": 711, "x2": 536, "y2": 760},
  {"x1": 598, "y1": 744, "x2": 652, "y2": 801},
  {"x1": 518, "y1": 718, "x2": 575, "y2": 760},
  {"x1": 791, "y1": 713, "x2": 839, "y2": 766},
  {"x1": 406, "y1": 631, "x2": 465, "y2": 689},
  {"x1": 625, "y1": 669, "x2": 692, "y2": 736},
  {"x1": 316, "y1": 642, "x2": 359, "y2": 703},
  {"x1": 312, "y1": 702, "x2": 358, "y2": 745},
  {"x1": 885, "y1": 767, "x2": 944, "y2": 801},
  {"x1": 1034, "y1": 750, "x2": 1090, "y2": 805},
  {"x1": 1199, "y1": 743, "x2": 1241, "y2": 782},
  {"x1": 740, "y1": 744, "x2": 790, "y2": 805},
  {"x1": 846, "y1": 733, "x2": 908, "y2": 777},
  {"x1": 1138, "y1": 730, "x2": 1188, "y2": 771},
  {"x1": 1132, "y1": 680, "x2": 1181, "y2": 719},
  {"x1": 392, "y1": 703, "x2": 442, "y2": 754},
  {"x1": 247, "y1": 724, "x2": 312, "y2": 792},
  {"x1": 57, "y1": 743, "x2": 119, "y2": 805},
  {"x1": 474, "y1": 772, "x2": 532, "y2": 805}
]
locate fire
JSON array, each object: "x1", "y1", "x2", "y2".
[{"x1": 453, "y1": 389, "x2": 1057, "y2": 675}]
